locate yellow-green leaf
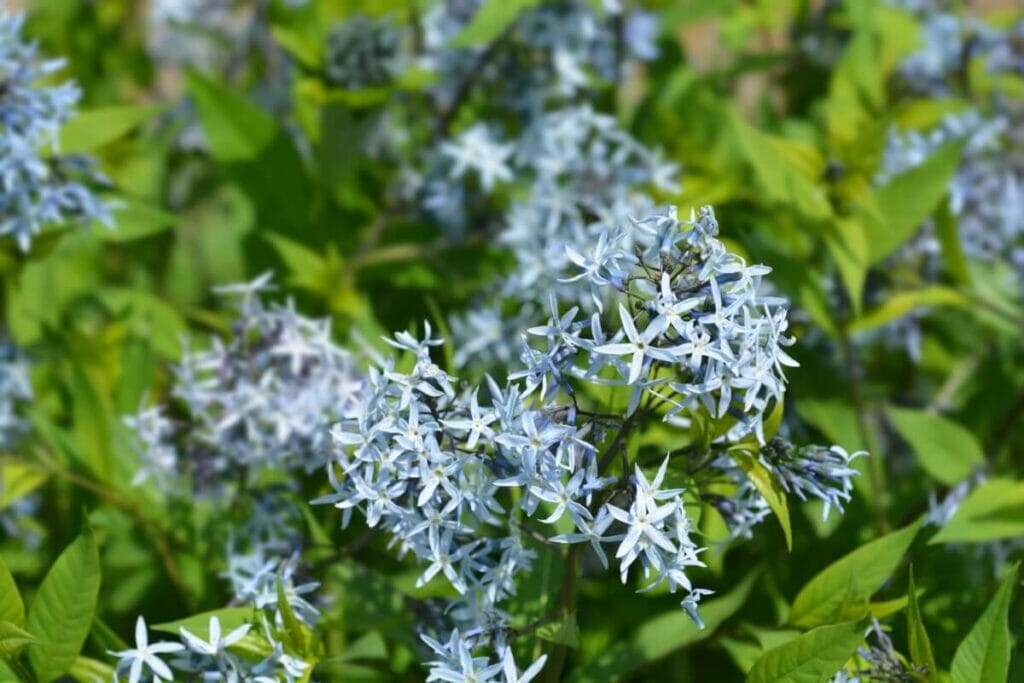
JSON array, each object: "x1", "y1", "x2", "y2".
[
  {"x1": 0, "y1": 555, "x2": 23, "y2": 628},
  {"x1": 0, "y1": 621, "x2": 38, "y2": 658},
  {"x1": 790, "y1": 521, "x2": 920, "y2": 628},
  {"x1": 26, "y1": 526, "x2": 101, "y2": 682},
  {"x1": 930, "y1": 479, "x2": 1024, "y2": 544},
  {"x1": 730, "y1": 447, "x2": 792, "y2": 551},
  {"x1": 745, "y1": 620, "x2": 865, "y2": 683},
  {"x1": 886, "y1": 407, "x2": 984, "y2": 486}
]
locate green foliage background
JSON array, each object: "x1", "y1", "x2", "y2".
[{"x1": 0, "y1": 0, "x2": 1021, "y2": 681}]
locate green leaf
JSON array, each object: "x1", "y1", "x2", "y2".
[
  {"x1": 59, "y1": 105, "x2": 164, "y2": 153},
  {"x1": 730, "y1": 447, "x2": 792, "y2": 550},
  {"x1": 731, "y1": 110, "x2": 832, "y2": 220},
  {"x1": 0, "y1": 461, "x2": 48, "y2": 512},
  {"x1": 789, "y1": 521, "x2": 920, "y2": 628},
  {"x1": 67, "y1": 656, "x2": 116, "y2": 682},
  {"x1": 449, "y1": 0, "x2": 539, "y2": 47},
  {"x1": 930, "y1": 479, "x2": 1024, "y2": 544},
  {"x1": 26, "y1": 526, "x2": 101, "y2": 682},
  {"x1": 331, "y1": 631, "x2": 388, "y2": 663},
  {"x1": 847, "y1": 287, "x2": 969, "y2": 334},
  {"x1": 950, "y1": 564, "x2": 1018, "y2": 683},
  {"x1": 0, "y1": 621, "x2": 38, "y2": 658},
  {"x1": 91, "y1": 197, "x2": 177, "y2": 242},
  {"x1": 567, "y1": 571, "x2": 758, "y2": 683},
  {"x1": 152, "y1": 608, "x2": 254, "y2": 638},
  {"x1": 277, "y1": 578, "x2": 313, "y2": 657},
  {"x1": 933, "y1": 199, "x2": 971, "y2": 284},
  {"x1": 862, "y1": 141, "x2": 963, "y2": 264},
  {"x1": 826, "y1": 218, "x2": 869, "y2": 315},
  {"x1": 536, "y1": 612, "x2": 580, "y2": 648},
  {"x1": 886, "y1": 407, "x2": 984, "y2": 485},
  {"x1": 262, "y1": 232, "x2": 332, "y2": 294},
  {"x1": 0, "y1": 555, "x2": 23, "y2": 628},
  {"x1": 745, "y1": 620, "x2": 865, "y2": 683},
  {"x1": 98, "y1": 287, "x2": 187, "y2": 360},
  {"x1": 906, "y1": 566, "x2": 936, "y2": 681},
  {"x1": 67, "y1": 360, "x2": 114, "y2": 483},
  {"x1": 186, "y1": 70, "x2": 312, "y2": 242}
]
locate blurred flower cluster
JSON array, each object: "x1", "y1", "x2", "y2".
[
  {"x1": 125, "y1": 275, "x2": 361, "y2": 630},
  {"x1": 0, "y1": 12, "x2": 110, "y2": 252},
  {"x1": 881, "y1": 1, "x2": 1024, "y2": 272}
]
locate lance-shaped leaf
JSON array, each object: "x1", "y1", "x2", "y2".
[
  {"x1": 26, "y1": 525, "x2": 101, "y2": 682},
  {"x1": 950, "y1": 564, "x2": 1018, "y2": 683},
  {"x1": 0, "y1": 555, "x2": 23, "y2": 628},
  {"x1": 745, "y1": 620, "x2": 865, "y2": 683},
  {"x1": 906, "y1": 566, "x2": 936, "y2": 681},
  {"x1": 790, "y1": 521, "x2": 920, "y2": 627}
]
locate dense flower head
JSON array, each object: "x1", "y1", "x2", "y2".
[
  {"x1": 760, "y1": 438, "x2": 863, "y2": 518},
  {"x1": 126, "y1": 273, "x2": 363, "y2": 492},
  {"x1": 520, "y1": 205, "x2": 798, "y2": 444},
  {"x1": 317, "y1": 315, "x2": 710, "y2": 678},
  {"x1": 0, "y1": 12, "x2": 110, "y2": 251}
]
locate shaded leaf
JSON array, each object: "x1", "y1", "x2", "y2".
[
  {"x1": 886, "y1": 407, "x2": 984, "y2": 485},
  {"x1": 536, "y1": 612, "x2": 580, "y2": 648},
  {"x1": 567, "y1": 571, "x2": 758, "y2": 682},
  {"x1": 906, "y1": 566, "x2": 936, "y2": 681}
]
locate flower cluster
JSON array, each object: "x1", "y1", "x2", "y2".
[
  {"x1": 125, "y1": 275, "x2": 356, "y2": 620},
  {"x1": 127, "y1": 273, "x2": 362, "y2": 491},
  {"x1": 325, "y1": 14, "x2": 400, "y2": 90},
  {"x1": 830, "y1": 618, "x2": 926, "y2": 683},
  {"x1": 318, "y1": 205, "x2": 863, "y2": 678},
  {"x1": 522, "y1": 205, "x2": 797, "y2": 443},
  {"x1": 146, "y1": 0, "x2": 305, "y2": 72},
  {"x1": 318, "y1": 317, "x2": 706, "y2": 678},
  {"x1": 0, "y1": 12, "x2": 110, "y2": 251},
  {"x1": 447, "y1": 105, "x2": 678, "y2": 366},
  {"x1": 416, "y1": 0, "x2": 658, "y2": 116},
  {"x1": 713, "y1": 439, "x2": 862, "y2": 541},
  {"x1": 111, "y1": 612, "x2": 312, "y2": 683},
  {"x1": 760, "y1": 439, "x2": 862, "y2": 518}
]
